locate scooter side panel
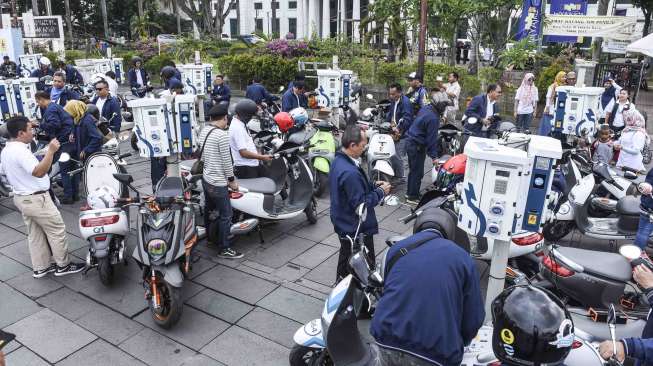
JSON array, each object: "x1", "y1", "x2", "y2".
[
  {"x1": 312, "y1": 156, "x2": 331, "y2": 174},
  {"x1": 231, "y1": 192, "x2": 271, "y2": 218},
  {"x1": 293, "y1": 319, "x2": 325, "y2": 349}
]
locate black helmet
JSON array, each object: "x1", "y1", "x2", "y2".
[
  {"x1": 235, "y1": 99, "x2": 258, "y2": 122},
  {"x1": 160, "y1": 66, "x2": 176, "y2": 80},
  {"x1": 412, "y1": 199, "x2": 455, "y2": 240},
  {"x1": 492, "y1": 285, "x2": 574, "y2": 366},
  {"x1": 86, "y1": 104, "x2": 100, "y2": 121},
  {"x1": 208, "y1": 101, "x2": 229, "y2": 119}
]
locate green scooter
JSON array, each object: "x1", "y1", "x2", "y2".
[{"x1": 308, "y1": 119, "x2": 339, "y2": 197}]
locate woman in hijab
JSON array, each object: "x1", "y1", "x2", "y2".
[
  {"x1": 599, "y1": 77, "x2": 621, "y2": 124},
  {"x1": 64, "y1": 100, "x2": 103, "y2": 162},
  {"x1": 539, "y1": 71, "x2": 566, "y2": 136},
  {"x1": 514, "y1": 72, "x2": 538, "y2": 131},
  {"x1": 615, "y1": 108, "x2": 648, "y2": 172}
]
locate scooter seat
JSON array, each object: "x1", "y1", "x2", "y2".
[
  {"x1": 238, "y1": 178, "x2": 277, "y2": 194},
  {"x1": 556, "y1": 247, "x2": 632, "y2": 282},
  {"x1": 570, "y1": 312, "x2": 645, "y2": 343},
  {"x1": 616, "y1": 196, "x2": 641, "y2": 216}
]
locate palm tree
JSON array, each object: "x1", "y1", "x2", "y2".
[
  {"x1": 132, "y1": 14, "x2": 162, "y2": 40},
  {"x1": 360, "y1": 11, "x2": 408, "y2": 62}
]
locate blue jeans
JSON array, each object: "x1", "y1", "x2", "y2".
[
  {"x1": 516, "y1": 113, "x2": 534, "y2": 131},
  {"x1": 635, "y1": 213, "x2": 653, "y2": 249},
  {"x1": 56, "y1": 143, "x2": 78, "y2": 199},
  {"x1": 392, "y1": 137, "x2": 408, "y2": 178},
  {"x1": 203, "y1": 181, "x2": 232, "y2": 249},
  {"x1": 538, "y1": 114, "x2": 553, "y2": 136},
  {"x1": 406, "y1": 142, "x2": 426, "y2": 199}
]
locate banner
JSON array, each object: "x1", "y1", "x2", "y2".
[
  {"x1": 546, "y1": 0, "x2": 588, "y2": 43},
  {"x1": 602, "y1": 38, "x2": 629, "y2": 54},
  {"x1": 516, "y1": 0, "x2": 542, "y2": 42},
  {"x1": 543, "y1": 15, "x2": 637, "y2": 40}
]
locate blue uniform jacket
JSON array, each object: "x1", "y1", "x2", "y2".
[
  {"x1": 329, "y1": 151, "x2": 384, "y2": 235},
  {"x1": 246, "y1": 83, "x2": 274, "y2": 104},
  {"x1": 62, "y1": 65, "x2": 83, "y2": 85},
  {"x1": 211, "y1": 84, "x2": 231, "y2": 104},
  {"x1": 624, "y1": 337, "x2": 653, "y2": 366},
  {"x1": 41, "y1": 102, "x2": 74, "y2": 146},
  {"x1": 281, "y1": 89, "x2": 308, "y2": 112},
  {"x1": 75, "y1": 113, "x2": 103, "y2": 157},
  {"x1": 464, "y1": 94, "x2": 501, "y2": 137},
  {"x1": 46, "y1": 86, "x2": 80, "y2": 107},
  {"x1": 407, "y1": 104, "x2": 441, "y2": 159},
  {"x1": 385, "y1": 95, "x2": 414, "y2": 137},
  {"x1": 128, "y1": 68, "x2": 149, "y2": 88},
  {"x1": 641, "y1": 168, "x2": 653, "y2": 212},
  {"x1": 91, "y1": 96, "x2": 122, "y2": 132},
  {"x1": 31, "y1": 67, "x2": 54, "y2": 90},
  {"x1": 371, "y1": 230, "x2": 485, "y2": 366}
]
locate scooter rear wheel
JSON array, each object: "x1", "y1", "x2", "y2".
[
  {"x1": 98, "y1": 257, "x2": 114, "y2": 286},
  {"x1": 289, "y1": 344, "x2": 329, "y2": 366}
]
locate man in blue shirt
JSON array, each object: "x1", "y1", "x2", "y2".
[
  {"x1": 48, "y1": 71, "x2": 80, "y2": 107},
  {"x1": 91, "y1": 80, "x2": 122, "y2": 133},
  {"x1": 54, "y1": 60, "x2": 84, "y2": 85},
  {"x1": 464, "y1": 84, "x2": 503, "y2": 138},
  {"x1": 386, "y1": 82, "x2": 413, "y2": 181},
  {"x1": 31, "y1": 57, "x2": 54, "y2": 91},
  {"x1": 371, "y1": 217, "x2": 484, "y2": 366},
  {"x1": 211, "y1": 75, "x2": 231, "y2": 106},
  {"x1": 287, "y1": 72, "x2": 305, "y2": 92},
  {"x1": 128, "y1": 57, "x2": 150, "y2": 97},
  {"x1": 404, "y1": 91, "x2": 450, "y2": 204},
  {"x1": 34, "y1": 90, "x2": 77, "y2": 203},
  {"x1": 281, "y1": 81, "x2": 308, "y2": 112},
  {"x1": 246, "y1": 77, "x2": 276, "y2": 105},
  {"x1": 330, "y1": 125, "x2": 391, "y2": 281}
]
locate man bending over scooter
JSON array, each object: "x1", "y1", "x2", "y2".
[{"x1": 229, "y1": 99, "x2": 273, "y2": 179}]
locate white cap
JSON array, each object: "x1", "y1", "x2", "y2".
[{"x1": 39, "y1": 56, "x2": 51, "y2": 66}]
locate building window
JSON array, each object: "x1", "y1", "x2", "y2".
[
  {"x1": 231, "y1": 1, "x2": 238, "y2": 10},
  {"x1": 289, "y1": 1, "x2": 297, "y2": 9},
  {"x1": 272, "y1": 2, "x2": 280, "y2": 9},
  {"x1": 254, "y1": 2, "x2": 262, "y2": 10},
  {"x1": 230, "y1": 18, "x2": 239, "y2": 36},
  {"x1": 288, "y1": 18, "x2": 297, "y2": 36},
  {"x1": 255, "y1": 18, "x2": 264, "y2": 32}
]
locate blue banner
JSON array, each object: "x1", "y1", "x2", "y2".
[
  {"x1": 546, "y1": 0, "x2": 588, "y2": 43},
  {"x1": 516, "y1": 0, "x2": 543, "y2": 42}
]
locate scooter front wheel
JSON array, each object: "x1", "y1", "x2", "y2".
[
  {"x1": 305, "y1": 199, "x2": 318, "y2": 224},
  {"x1": 150, "y1": 279, "x2": 183, "y2": 329},
  {"x1": 289, "y1": 344, "x2": 329, "y2": 366}
]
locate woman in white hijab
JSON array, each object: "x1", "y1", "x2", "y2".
[
  {"x1": 514, "y1": 72, "x2": 539, "y2": 131},
  {"x1": 615, "y1": 108, "x2": 649, "y2": 172}
]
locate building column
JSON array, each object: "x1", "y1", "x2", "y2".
[
  {"x1": 352, "y1": 0, "x2": 360, "y2": 42},
  {"x1": 297, "y1": 0, "x2": 305, "y2": 38},
  {"x1": 322, "y1": 0, "x2": 330, "y2": 39}
]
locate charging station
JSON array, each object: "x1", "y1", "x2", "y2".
[
  {"x1": 18, "y1": 54, "x2": 42, "y2": 77},
  {"x1": 170, "y1": 94, "x2": 199, "y2": 155},
  {"x1": 128, "y1": 98, "x2": 174, "y2": 158},
  {"x1": 112, "y1": 58, "x2": 124, "y2": 83},
  {"x1": 178, "y1": 63, "x2": 213, "y2": 96},
  {"x1": 553, "y1": 86, "x2": 602, "y2": 137},
  {"x1": 315, "y1": 69, "x2": 357, "y2": 109},
  {"x1": 9, "y1": 77, "x2": 38, "y2": 118}
]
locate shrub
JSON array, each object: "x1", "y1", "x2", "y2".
[
  {"x1": 131, "y1": 39, "x2": 159, "y2": 61},
  {"x1": 144, "y1": 54, "x2": 175, "y2": 76},
  {"x1": 536, "y1": 56, "x2": 572, "y2": 101},
  {"x1": 258, "y1": 39, "x2": 312, "y2": 58},
  {"x1": 64, "y1": 50, "x2": 86, "y2": 64},
  {"x1": 217, "y1": 54, "x2": 298, "y2": 90}
]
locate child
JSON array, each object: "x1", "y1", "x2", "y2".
[{"x1": 591, "y1": 124, "x2": 615, "y2": 164}]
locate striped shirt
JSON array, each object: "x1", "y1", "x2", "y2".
[{"x1": 197, "y1": 126, "x2": 234, "y2": 187}]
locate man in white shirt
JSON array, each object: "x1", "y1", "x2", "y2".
[
  {"x1": 0, "y1": 116, "x2": 84, "y2": 278},
  {"x1": 228, "y1": 99, "x2": 272, "y2": 178},
  {"x1": 104, "y1": 71, "x2": 120, "y2": 97},
  {"x1": 442, "y1": 72, "x2": 461, "y2": 124}
]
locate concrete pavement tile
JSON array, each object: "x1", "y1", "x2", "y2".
[
  {"x1": 271, "y1": 263, "x2": 310, "y2": 282},
  {"x1": 0, "y1": 227, "x2": 26, "y2": 248},
  {"x1": 0, "y1": 211, "x2": 25, "y2": 227},
  {"x1": 0, "y1": 204, "x2": 15, "y2": 215},
  {"x1": 182, "y1": 279, "x2": 206, "y2": 302},
  {"x1": 77, "y1": 274, "x2": 148, "y2": 318},
  {"x1": 75, "y1": 305, "x2": 144, "y2": 345},
  {"x1": 179, "y1": 353, "x2": 225, "y2": 366},
  {"x1": 5, "y1": 308, "x2": 96, "y2": 363},
  {"x1": 290, "y1": 243, "x2": 338, "y2": 269},
  {"x1": 119, "y1": 328, "x2": 196, "y2": 366},
  {"x1": 374, "y1": 202, "x2": 401, "y2": 219},
  {"x1": 303, "y1": 253, "x2": 338, "y2": 287},
  {"x1": 187, "y1": 255, "x2": 218, "y2": 279},
  {"x1": 291, "y1": 216, "x2": 335, "y2": 243},
  {"x1": 193, "y1": 265, "x2": 278, "y2": 305},
  {"x1": 379, "y1": 207, "x2": 412, "y2": 234},
  {"x1": 0, "y1": 282, "x2": 41, "y2": 328},
  {"x1": 6, "y1": 271, "x2": 63, "y2": 299},
  {"x1": 56, "y1": 339, "x2": 145, "y2": 366},
  {"x1": 237, "y1": 307, "x2": 302, "y2": 348},
  {"x1": 134, "y1": 305, "x2": 229, "y2": 351},
  {"x1": 2, "y1": 339, "x2": 21, "y2": 355},
  {"x1": 3, "y1": 346, "x2": 49, "y2": 366},
  {"x1": 0, "y1": 240, "x2": 32, "y2": 268},
  {"x1": 286, "y1": 280, "x2": 331, "y2": 300},
  {"x1": 37, "y1": 287, "x2": 103, "y2": 321},
  {"x1": 257, "y1": 286, "x2": 323, "y2": 324},
  {"x1": 200, "y1": 326, "x2": 289, "y2": 366},
  {"x1": 320, "y1": 232, "x2": 341, "y2": 248},
  {"x1": 247, "y1": 234, "x2": 315, "y2": 269},
  {"x1": 186, "y1": 288, "x2": 253, "y2": 324},
  {"x1": 240, "y1": 260, "x2": 275, "y2": 274},
  {"x1": 0, "y1": 253, "x2": 30, "y2": 281}
]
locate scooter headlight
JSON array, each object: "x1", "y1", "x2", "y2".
[{"x1": 147, "y1": 239, "x2": 167, "y2": 260}]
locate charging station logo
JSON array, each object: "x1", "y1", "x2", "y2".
[{"x1": 464, "y1": 183, "x2": 486, "y2": 236}]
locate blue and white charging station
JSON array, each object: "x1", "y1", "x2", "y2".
[
  {"x1": 553, "y1": 86, "x2": 602, "y2": 138},
  {"x1": 178, "y1": 64, "x2": 213, "y2": 96},
  {"x1": 128, "y1": 97, "x2": 174, "y2": 159}
]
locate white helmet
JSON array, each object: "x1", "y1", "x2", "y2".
[
  {"x1": 39, "y1": 56, "x2": 51, "y2": 66},
  {"x1": 87, "y1": 185, "x2": 119, "y2": 209},
  {"x1": 289, "y1": 107, "x2": 309, "y2": 127}
]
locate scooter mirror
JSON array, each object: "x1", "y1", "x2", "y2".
[
  {"x1": 58, "y1": 152, "x2": 71, "y2": 163},
  {"x1": 624, "y1": 171, "x2": 638, "y2": 180},
  {"x1": 383, "y1": 195, "x2": 400, "y2": 206},
  {"x1": 618, "y1": 244, "x2": 642, "y2": 261},
  {"x1": 607, "y1": 304, "x2": 617, "y2": 326},
  {"x1": 356, "y1": 203, "x2": 367, "y2": 219},
  {"x1": 365, "y1": 93, "x2": 374, "y2": 100},
  {"x1": 638, "y1": 182, "x2": 653, "y2": 195}
]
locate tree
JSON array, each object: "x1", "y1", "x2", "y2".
[
  {"x1": 592, "y1": 0, "x2": 609, "y2": 61},
  {"x1": 64, "y1": 0, "x2": 73, "y2": 43},
  {"x1": 138, "y1": 0, "x2": 144, "y2": 18},
  {"x1": 632, "y1": 0, "x2": 653, "y2": 37},
  {"x1": 176, "y1": 0, "x2": 236, "y2": 38},
  {"x1": 359, "y1": 0, "x2": 410, "y2": 62},
  {"x1": 132, "y1": 14, "x2": 162, "y2": 40},
  {"x1": 100, "y1": 0, "x2": 109, "y2": 38}
]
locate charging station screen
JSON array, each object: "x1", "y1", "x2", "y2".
[
  {"x1": 147, "y1": 110, "x2": 158, "y2": 126},
  {"x1": 535, "y1": 157, "x2": 550, "y2": 170}
]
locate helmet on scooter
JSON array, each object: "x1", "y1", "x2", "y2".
[
  {"x1": 434, "y1": 154, "x2": 467, "y2": 189},
  {"x1": 274, "y1": 112, "x2": 294, "y2": 133},
  {"x1": 234, "y1": 99, "x2": 258, "y2": 123},
  {"x1": 289, "y1": 107, "x2": 309, "y2": 127},
  {"x1": 492, "y1": 285, "x2": 574, "y2": 366},
  {"x1": 87, "y1": 185, "x2": 119, "y2": 209},
  {"x1": 412, "y1": 201, "x2": 456, "y2": 240}
]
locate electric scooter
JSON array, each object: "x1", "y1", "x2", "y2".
[{"x1": 308, "y1": 119, "x2": 339, "y2": 197}]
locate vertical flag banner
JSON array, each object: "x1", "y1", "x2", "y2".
[
  {"x1": 516, "y1": 0, "x2": 543, "y2": 42},
  {"x1": 547, "y1": 0, "x2": 588, "y2": 43}
]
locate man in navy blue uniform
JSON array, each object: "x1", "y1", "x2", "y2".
[
  {"x1": 91, "y1": 80, "x2": 122, "y2": 133},
  {"x1": 128, "y1": 57, "x2": 149, "y2": 97},
  {"x1": 287, "y1": 72, "x2": 305, "y2": 92},
  {"x1": 404, "y1": 91, "x2": 450, "y2": 204},
  {"x1": 54, "y1": 60, "x2": 84, "y2": 85},
  {"x1": 245, "y1": 77, "x2": 276, "y2": 105},
  {"x1": 211, "y1": 75, "x2": 231, "y2": 106},
  {"x1": 281, "y1": 81, "x2": 308, "y2": 112},
  {"x1": 34, "y1": 91, "x2": 77, "y2": 204},
  {"x1": 48, "y1": 72, "x2": 80, "y2": 107},
  {"x1": 386, "y1": 82, "x2": 413, "y2": 181},
  {"x1": 371, "y1": 208, "x2": 484, "y2": 366},
  {"x1": 330, "y1": 125, "x2": 391, "y2": 281},
  {"x1": 31, "y1": 57, "x2": 54, "y2": 91},
  {"x1": 464, "y1": 84, "x2": 503, "y2": 138}
]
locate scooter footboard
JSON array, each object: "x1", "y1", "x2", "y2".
[
  {"x1": 293, "y1": 319, "x2": 325, "y2": 349},
  {"x1": 154, "y1": 263, "x2": 184, "y2": 288}
]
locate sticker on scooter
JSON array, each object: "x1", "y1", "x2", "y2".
[
  {"x1": 500, "y1": 328, "x2": 514, "y2": 344},
  {"x1": 503, "y1": 344, "x2": 515, "y2": 356}
]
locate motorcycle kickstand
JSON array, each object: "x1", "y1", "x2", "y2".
[{"x1": 258, "y1": 225, "x2": 265, "y2": 244}]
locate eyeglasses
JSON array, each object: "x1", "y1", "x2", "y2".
[{"x1": 95, "y1": 88, "x2": 105, "y2": 91}]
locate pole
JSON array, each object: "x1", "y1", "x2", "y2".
[
  {"x1": 537, "y1": 0, "x2": 546, "y2": 52},
  {"x1": 417, "y1": 0, "x2": 427, "y2": 78},
  {"x1": 100, "y1": 0, "x2": 109, "y2": 40},
  {"x1": 484, "y1": 238, "x2": 511, "y2": 323},
  {"x1": 271, "y1": 0, "x2": 277, "y2": 38}
]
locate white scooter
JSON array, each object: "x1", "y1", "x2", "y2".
[{"x1": 358, "y1": 96, "x2": 397, "y2": 182}]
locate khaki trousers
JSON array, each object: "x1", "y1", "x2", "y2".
[{"x1": 13, "y1": 192, "x2": 70, "y2": 271}]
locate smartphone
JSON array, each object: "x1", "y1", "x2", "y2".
[{"x1": 0, "y1": 330, "x2": 15, "y2": 350}]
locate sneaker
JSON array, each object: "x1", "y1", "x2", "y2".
[
  {"x1": 217, "y1": 248, "x2": 244, "y2": 259},
  {"x1": 405, "y1": 196, "x2": 420, "y2": 205},
  {"x1": 55, "y1": 262, "x2": 86, "y2": 276},
  {"x1": 33, "y1": 263, "x2": 57, "y2": 278}
]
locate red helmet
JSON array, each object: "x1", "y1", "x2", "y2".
[
  {"x1": 274, "y1": 112, "x2": 294, "y2": 133},
  {"x1": 443, "y1": 154, "x2": 467, "y2": 175}
]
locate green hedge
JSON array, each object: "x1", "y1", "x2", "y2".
[{"x1": 216, "y1": 54, "x2": 304, "y2": 91}]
